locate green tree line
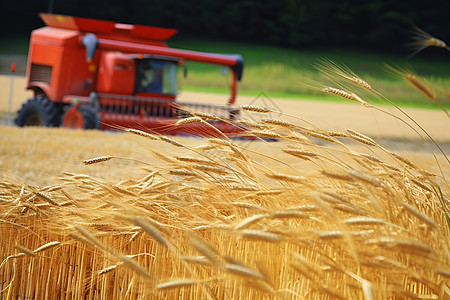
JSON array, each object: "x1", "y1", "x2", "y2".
[{"x1": 2, "y1": 0, "x2": 449, "y2": 54}]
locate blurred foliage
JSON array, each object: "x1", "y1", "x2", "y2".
[{"x1": 1, "y1": 0, "x2": 449, "y2": 54}]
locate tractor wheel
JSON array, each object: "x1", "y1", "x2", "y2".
[
  {"x1": 15, "y1": 96, "x2": 62, "y2": 127},
  {"x1": 62, "y1": 104, "x2": 100, "y2": 130}
]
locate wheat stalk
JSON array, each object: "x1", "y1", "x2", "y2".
[
  {"x1": 234, "y1": 214, "x2": 267, "y2": 230},
  {"x1": 236, "y1": 119, "x2": 267, "y2": 129},
  {"x1": 315, "y1": 58, "x2": 373, "y2": 91},
  {"x1": 265, "y1": 173, "x2": 305, "y2": 183},
  {"x1": 408, "y1": 26, "x2": 450, "y2": 57},
  {"x1": 119, "y1": 254, "x2": 152, "y2": 279},
  {"x1": 322, "y1": 87, "x2": 372, "y2": 107},
  {"x1": 176, "y1": 156, "x2": 216, "y2": 165},
  {"x1": 240, "y1": 105, "x2": 272, "y2": 113},
  {"x1": 346, "y1": 129, "x2": 378, "y2": 147},
  {"x1": 250, "y1": 130, "x2": 282, "y2": 139},
  {"x1": 74, "y1": 226, "x2": 109, "y2": 252},
  {"x1": 282, "y1": 149, "x2": 318, "y2": 159},
  {"x1": 239, "y1": 229, "x2": 283, "y2": 242},
  {"x1": 33, "y1": 241, "x2": 60, "y2": 253},
  {"x1": 180, "y1": 256, "x2": 211, "y2": 265},
  {"x1": 192, "y1": 164, "x2": 228, "y2": 174},
  {"x1": 262, "y1": 118, "x2": 297, "y2": 128},
  {"x1": 83, "y1": 156, "x2": 114, "y2": 165},
  {"x1": 176, "y1": 116, "x2": 204, "y2": 125},
  {"x1": 343, "y1": 217, "x2": 388, "y2": 226},
  {"x1": 405, "y1": 74, "x2": 437, "y2": 100},
  {"x1": 99, "y1": 262, "x2": 123, "y2": 275},
  {"x1": 157, "y1": 279, "x2": 199, "y2": 290},
  {"x1": 159, "y1": 135, "x2": 184, "y2": 147},
  {"x1": 320, "y1": 170, "x2": 354, "y2": 182},
  {"x1": 130, "y1": 217, "x2": 171, "y2": 248},
  {"x1": 403, "y1": 203, "x2": 438, "y2": 230},
  {"x1": 365, "y1": 237, "x2": 437, "y2": 256},
  {"x1": 124, "y1": 128, "x2": 159, "y2": 140},
  {"x1": 14, "y1": 245, "x2": 36, "y2": 257},
  {"x1": 270, "y1": 210, "x2": 309, "y2": 219},
  {"x1": 190, "y1": 234, "x2": 221, "y2": 266},
  {"x1": 223, "y1": 263, "x2": 267, "y2": 281},
  {"x1": 34, "y1": 191, "x2": 59, "y2": 206},
  {"x1": 193, "y1": 112, "x2": 222, "y2": 121},
  {"x1": 170, "y1": 169, "x2": 198, "y2": 177},
  {"x1": 232, "y1": 202, "x2": 265, "y2": 210}
]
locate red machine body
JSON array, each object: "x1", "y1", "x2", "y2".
[{"x1": 17, "y1": 13, "x2": 245, "y2": 137}]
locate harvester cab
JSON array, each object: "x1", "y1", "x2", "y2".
[{"x1": 15, "y1": 13, "x2": 246, "y2": 138}]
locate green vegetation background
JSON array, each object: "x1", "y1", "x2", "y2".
[
  {"x1": 1, "y1": 35, "x2": 449, "y2": 109},
  {"x1": 170, "y1": 38, "x2": 450, "y2": 108}
]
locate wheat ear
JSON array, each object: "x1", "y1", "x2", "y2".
[
  {"x1": 124, "y1": 128, "x2": 159, "y2": 140},
  {"x1": 240, "y1": 105, "x2": 273, "y2": 113},
  {"x1": 322, "y1": 87, "x2": 372, "y2": 107},
  {"x1": 83, "y1": 156, "x2": 114, "y2": 165}
]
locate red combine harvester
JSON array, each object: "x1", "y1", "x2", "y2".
[{"x1": 15, "y1": 13, "x2": 247, "y2": 137}]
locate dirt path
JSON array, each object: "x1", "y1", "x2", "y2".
[
  {"x1": 179, "y1": 91, "x2": 450, "y2": 142},
  {"x1": 1, "y1": 75, "x2": 449, "y2": 148}
]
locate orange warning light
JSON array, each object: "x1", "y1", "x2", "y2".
[
  {"x1": 11, "y1": 63, "x2": 16, "y2": 73},
  {"x1": 138, "y1": 54, "x2": 144, "y2": 59}
]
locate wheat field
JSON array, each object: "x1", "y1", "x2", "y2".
[{"x1": 1, "y1": 61, "x2": 450, "y2": 299}]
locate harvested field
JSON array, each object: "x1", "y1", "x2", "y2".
[{"x1": 1, "y1": 73, "x2": 450, "y2": 298}]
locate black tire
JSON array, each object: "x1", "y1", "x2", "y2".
[
  {"x1": 79, "y1": 105, "x2": 100, "y2": 129},
  {"x1": 15, "y1": 96, "x2": 62, "y2": 127},
  {"x1": 63, "y1": 104, "x2": 100, "y2": 129}
]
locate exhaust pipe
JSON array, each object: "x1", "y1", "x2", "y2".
[{"x1": 82, "y1": 33, "x2": 98, "y2": 63}]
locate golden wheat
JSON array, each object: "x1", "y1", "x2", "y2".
[
  {"x1": 1, "y1": 60, "x2": 449, "y2": 299},
  {"x1": 223, "y1": 263, "x2": 267, "y2": 281},
  {"x1": 169, "y1": 169, "x2": 198, "y2": 177},
  {"x1": 315, "y1": 58, "x2": 373, "y2": 91},
  {"x1": 402, "y1": 203, "x2": 438, "y2": 230},
  {"x1": 265, "y1": 173, "x2": 305, "y2": 183},
  {"x1": 157, "y1": 279, "x2": 199, "y2": 290},
  {"x1": 175, "y1": 116, "x2": 204, "y2": 125},
  {"x1": 408, "y1": 26, "x2": 450, "y2": 56},
  {"x1": 322, "y1": 87, "x2": 371, "y2": 107},
  {"x1": 406, "y1": 74, "x2": 436, "y2": 100},
  {"x1": 189, "y1": 234, "x2": 222, "y2": 266},
  {"x1": 159, "y1": 135, "x2": 184, "y2": 147},
  {"x1": 239, "y1": 105, "x2": 272, "y2": 113},
  {"x1": 130, "y1": 217, "x2": 170, "y2": 248},
  {"x1": 125, "y1": 128, "x2": 159, "y2": 140},
  {"x1": 33, "y1": 241, "x2": 61, "y2": 253},
  {"x1": 34, "y1": 191, "x2": 60, "y2": 206},
  {"x1": 99, "y1": 262, "x2": 123, "y2": 275},
  {"x1": 262, "y1": 118, "x2": 297, "y2": 128},
  {"x1": 346, "y1": 129, "x2": 378, "y2": 147},
  {"x1": 83, "y1": 155, "x2": 114, "y2": 165},
  {"x1": 238, "y1": 229, "x2": 283, "y2": 242},
  {"x1": 234, "y1": 214, "x2": 267, "y2": 230},
  {"x1": 175, "y1": 155, "x2": 216, "y2": 165},
  {"x1": 14, "y1": 245, "x2": 36, "y2": 257}
]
